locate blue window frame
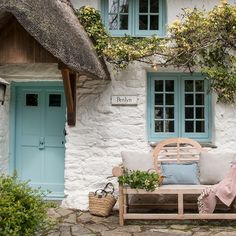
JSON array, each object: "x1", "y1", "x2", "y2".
[
  {"x1": 147, "y1": 73, "x2": 212, "y2": 142},
  {"x1": 101, "y1": 0, "x2": 166, "y2": 37}
]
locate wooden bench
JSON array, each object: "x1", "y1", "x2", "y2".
[{"x1": 112, "y1": 138, "x2": 236, "y2": 226}]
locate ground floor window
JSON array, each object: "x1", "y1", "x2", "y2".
[{"x1": 147, "y1": 73, "x2": 212, "y2": 142}]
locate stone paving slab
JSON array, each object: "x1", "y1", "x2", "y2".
[{"x1": 40, "y1": 207, "x2": 236, "y2": 236}]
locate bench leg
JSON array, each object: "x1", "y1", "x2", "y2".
[
  {"x1": 178, "y1": 193, "x2": 184, "y2": 215},
  {"x1": 119, "y1": 185, "x2": 124, "y2": 226},
  {"x1": 124, "y1": 192, "x2": 128, "y2": 214}
]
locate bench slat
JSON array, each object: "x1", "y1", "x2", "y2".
[
  {"x1": 157, "y1": 158, "x2": 199, "y2": 162},
  {"x1": 124, "y1": 213, "x2": 236, "y2": 220},
  {"x1": 124, "y1": 185, "x2": 210, "y2": 194}
]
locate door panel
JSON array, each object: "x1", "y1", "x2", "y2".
[
  {"x1": 45, "y1": 91, "x2": 65, "y2": 148},
  {"x1": 15, "y1": 85, "x2": 66, "y2": 198},
  {"x1": 17, "y1": 147, "x2": 42, "y2": 182}
]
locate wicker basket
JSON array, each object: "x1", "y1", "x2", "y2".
[{"x1": 89, "y1": 183, "x2": 117, "y2": 217}]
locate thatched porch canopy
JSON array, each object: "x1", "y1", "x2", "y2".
[{"x1": 0, "y1": 0, "x2": 109, "y2": 80}]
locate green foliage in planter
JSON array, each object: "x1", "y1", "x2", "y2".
[
  {"x1": 0, "y1": 174, "x2": 55, "y2": 236},
  {"x1": 77, "y1": 2, "x2": 236, "y2": 104},
  {"x1": 118, "y1": 170, "x2": 160, "y2": 192}
]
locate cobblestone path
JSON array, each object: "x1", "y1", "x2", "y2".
[{"x1": 42, "y1": 207, "x2": 236, "y2": 236}]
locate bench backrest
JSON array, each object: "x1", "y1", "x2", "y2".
[{"x1": 152, "y1": 138, "x2": 203, "y2": 174}]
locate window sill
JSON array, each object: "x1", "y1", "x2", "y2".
[
  {"x1": 109, "y1": 34, "x2": 167, "y2": 38},
  {"x1": 149, "y1": 141, "x2": 217, "y2": 148}
]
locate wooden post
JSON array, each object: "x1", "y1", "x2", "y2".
[
  {"x1": 119, "y1": 185, "x2": 125, "y2": 226},
  {"x1": 61, "y1": 69, "x2": 77, "y2": 126},
  {"x1": 124, "y1": 192, "x2": 128, "y2": 215},
  {"x1": 178, "y1": 193, "x2": 184, "y2": 215}
]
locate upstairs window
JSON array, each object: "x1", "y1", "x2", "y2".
[
  {"x1": 147, "y1": 73, "x2": 212, "y2": 143},
  {"x1": 101, "y1": 0, "x2": 166, "y2": 36}
]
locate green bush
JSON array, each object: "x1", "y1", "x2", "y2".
[{"x1": 0, "y1": 174, "x2": 54, "y2": 236}]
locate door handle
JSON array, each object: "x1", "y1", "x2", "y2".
[{"x1": 38, "y1": 137, "x2": 45, "y2": 150}]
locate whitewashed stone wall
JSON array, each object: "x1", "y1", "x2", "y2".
[
  {"x1": 0, "y1": 90, "x2": 9, "y2": 174},
  {"x1": 71, "y1": 0, "x2": 101, "y2": 10},
  {"x1": 62, "y1": 0, "x2": 236, "y2": 210},
  {"x1": 0, "y1": 0, "x2": 236, "y2": 211},
  {"x1": 62, "y1": 62, "x2": 236, "y2": 210},
  {"x1": 71, "y1": 0, "x2": 236, "y2": 24},
  {"x1": 167, "y1": 0, "x2": 236, "y2": 24}
]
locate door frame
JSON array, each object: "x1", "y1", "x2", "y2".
[{"x1": 9, "y1": 81, "x2": 65, "y2": 185}]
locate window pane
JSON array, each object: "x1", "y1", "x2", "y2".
[
  {"x1": 185, "y1": 94, "x2": 194, "y2": 105},
  {"x1": 155, "y1": 80, "x2": 163, "y2": 92},
  {"x1": 196, "y1": 94, "x2": 204, "y2": 105},
  {"x1": 120, "y1": 0, "x2": 129, "y2": 13},
  {"x1": 139, "y1": 0, "x2": 148, "y2": 13},
  {"x1": 155, "y1": 94, "x2": 163, "y2": 105},
  {"x1": 109, "y1": 15, "x2": 118, "y2": 30},
  {"x1": 185, "y1": 121, "x2": 194, "y2": 133},
  {"x1": 185, "y1": 107, "x2": 194, "y2": 119},
  {"x1": 120, "y1": 15, "x2": 128, "y2": 29},
  {"x1": 150, "y1": 15, "x2": 159, "y2": 30},
  {"x1": 165, "y1": 107, "x2": 174, "y2": 119},
  {"x1": 196, "y1": 121, "x2": 205, "y2": 132},
  {"x1": 139, "y1": 15, "x2": 148, "y2": 30},
  {"x1": 26, "y1": 94, "x2": 38, "y2": 106},
  {"x1": 49, "y1": 94, "x2": 61, "y2": 107},
  {"x1": 185, "y1": 80, "x2": 194, "y2": 92},
  {"x1": 165, "y1": 120, "x2": 174, "y2": 132},
  {"x1": 166, "y1": 94, "x2": 174, "y2": 105},
  {"x1": 150, "y1": 0, "x2": 159, "y2": 13},
  {"x1": 195, "y1": 80, "x2": 204, "y2": 92},
  {"x1": 155, "y1": 121, "x2": 163, "y2": 132},
  {"x1": 165, "y1": 80, "x2": 174, "y2": 92},
  {"x1": 155, "y1": 107, "x2": 163, "y2": 119},
  {"x1": 109, "y1": 0, "x2": 118, "y2": 13},
  {"x1": 196, "y1": 107, "x2": 204, "y2": 119}
]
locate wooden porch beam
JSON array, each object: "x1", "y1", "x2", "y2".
[{"x1": 61, "y1": 69, "x2": 77, "y2": 126}]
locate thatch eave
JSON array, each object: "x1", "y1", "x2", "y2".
[{"x1": 0, "y1": 0, "x2": 110, "y2": 80}]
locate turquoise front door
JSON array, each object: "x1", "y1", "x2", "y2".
[{"x1": 15, "y1": 84, "x2": 66, "y2": 198}]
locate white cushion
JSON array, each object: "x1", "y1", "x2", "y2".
[
  {"x1": 121, "y1": 151, "x2": 154, "y2": 171},
  {"x1": 199, "y1": 152, "x2": 236, "y2": 185}
]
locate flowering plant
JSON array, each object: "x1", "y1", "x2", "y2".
[{"x1": 118, "y1": 169, "x2": 161, "y2": 192}]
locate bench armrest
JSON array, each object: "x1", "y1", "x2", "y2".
[{"x1": 112, "y1": 166, "x2": 123, "y2": 177}]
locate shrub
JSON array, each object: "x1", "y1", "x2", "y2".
[{"x1": 0, "y1": 174, "x2": 54, "y2": 236}]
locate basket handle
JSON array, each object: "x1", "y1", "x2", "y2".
[
  {"x1": 94, "y1": 182, "x2": 115, "y2": 196},
  {"x1": 103, "y1": 182, "x2": 115, "y2": 195}
]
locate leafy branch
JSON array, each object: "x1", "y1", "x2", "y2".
[{"x1": 77, "y1": 1, "x2": 236, "y2": 103}]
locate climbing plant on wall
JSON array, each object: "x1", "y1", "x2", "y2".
[{"x1": 77, "y1": 0, "x2": 236, "y2": 103}]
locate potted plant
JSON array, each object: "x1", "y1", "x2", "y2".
[{"x1": 118, "y1": 169, "x2": 163, "y2": 192}]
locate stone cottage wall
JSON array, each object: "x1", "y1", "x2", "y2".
[
  {"x1": 0, "y1": 90, "x2": 9, "y2": 174},
  {"x1": 0, "y1": 0, "x2": 236, "y2": 210},
  {"x1": 62, "y1": 62, "x2": 236, "y2": 210},
  {"x1": 62, "y1": 0, "x2": 236, "y2": 210},
  {"x1": 71, "y1": 0, "x2": 236, "y2": 24}
]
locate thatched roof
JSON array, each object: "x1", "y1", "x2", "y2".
[{"x1": 0, "y1": 0, "x2": 110, "y2": 80}]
